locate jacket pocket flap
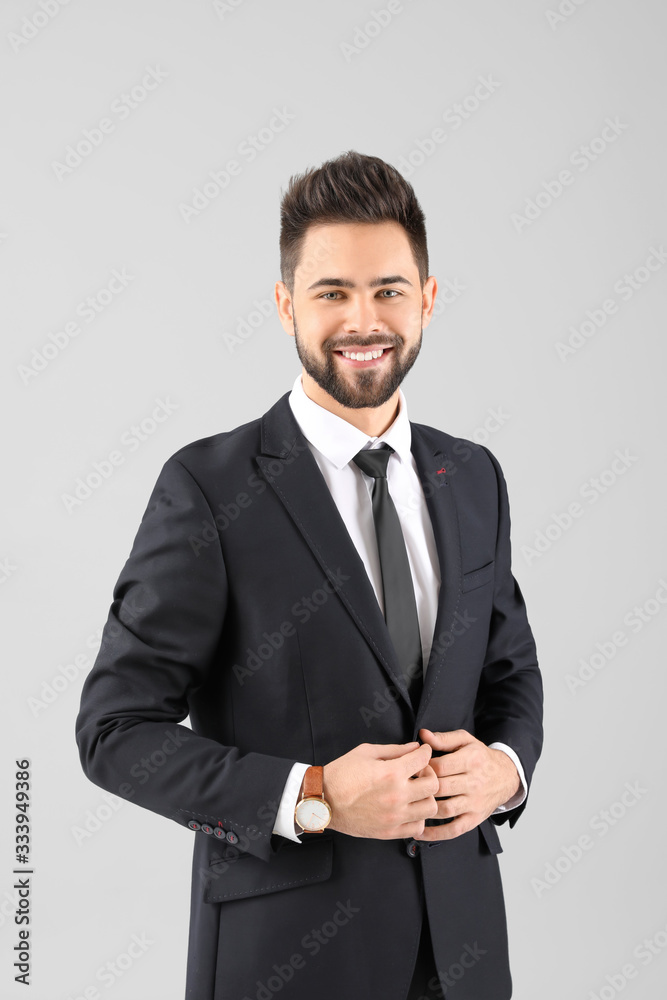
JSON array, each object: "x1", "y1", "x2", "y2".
[
  {"x1": 203, "y1": 834, "x2": 334, "y2": 903},
  {"x1": 462, "y1": 560, "x2": 495, "y2": 593}
]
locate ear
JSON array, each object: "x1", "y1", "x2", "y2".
[
  {"x1": 274, "y1": 280, "x2": 295, "y2": 336},
  {"x1": 421, "y1": 275, "x2": 438, "y2": 329}
]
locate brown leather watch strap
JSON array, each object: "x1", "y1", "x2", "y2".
[{"x1": 302, "y1": 764, "x2": 323, "y2": 798}]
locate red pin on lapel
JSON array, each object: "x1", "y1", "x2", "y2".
[{"x1": 436, "y1": 466, "x2": 446, "y2": 474}]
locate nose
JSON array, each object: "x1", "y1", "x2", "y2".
[{"x1": 340, "y1": 295, "x2": 384, "y2": 334}]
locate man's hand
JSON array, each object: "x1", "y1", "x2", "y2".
[
  {"x1": 413, "y1": 728, "x2": 521, "y2": 842},
  {"x1": 321, "y1": 742, "x2": 440, "y2": 839}
]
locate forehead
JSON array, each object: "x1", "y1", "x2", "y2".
[{"x1": 296, "y1": 220, "x2": 416, "y2": 283}]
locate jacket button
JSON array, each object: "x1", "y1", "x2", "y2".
[
  {"x1": 405, "y1": 839, "x2": 419, "y2": 858},
  {"x1": 226, "y1": 831, "x2": 239, "y2": 844},
  {"x1": 213, "y1": 827, "x2": 226, "y2": 839},
  {"x1": 201, "y1": 824, "x2": 213, "y2": 835},
  {"x1": 188, "y1": 820, "x2": 201, "y2": 831}
]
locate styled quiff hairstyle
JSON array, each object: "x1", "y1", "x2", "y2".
[{"x1": 279, "y1": 150, "x2": 429, "y2": 297}]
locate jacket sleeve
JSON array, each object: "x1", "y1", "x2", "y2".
[
  {"x1": 74, "y1": 455, "x2": 301, "y2": 863},
  {"x1": 473, "y1": 445, "x2": 544, "y2": 829}
]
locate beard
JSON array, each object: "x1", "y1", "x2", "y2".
[{"x1": 292, "y1": 314, "x2": 422, "y2": 409}]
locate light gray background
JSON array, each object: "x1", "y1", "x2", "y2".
[{"x1": 2, "y1": 0, "x2": 666, "y2": 997}]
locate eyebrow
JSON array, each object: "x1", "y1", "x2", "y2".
[{"x1": 306, "y1": 274, "x2": 413, "y2": 291}]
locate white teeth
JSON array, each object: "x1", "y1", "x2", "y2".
[{"x1": 342, "y1": 348, "x2": 385, "y2": 360}]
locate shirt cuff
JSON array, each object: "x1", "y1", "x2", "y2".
[
  {"x1": 488, "y1": 742, "x2": 527, "y2": 812},
  {"x1": 272, "y1": 761, "x2": 312, "y2": 843}
]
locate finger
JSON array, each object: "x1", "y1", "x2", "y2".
[
  {"x1": 403, "y1": 799, "x2": 440, "y2": 825},
  {"x1": 414, "y1": 812, "x2": 476, "y2": 842},
  {"x1": 411, "y1": 762, "x2": 436, "y2": 779},
  {"x1": 433, "y1": 750, "x2": 473, "y2": 779},
  {"x1": 406, "y1": 772, "x2": 441, "y2": 803},
  {"x1": 375, "y1": 742, "x2": 422, "y2": 760},
  {"x1": 433, "y1": 791, "x2": 466, "y2": 815},
  {"x1": 402, "y1": 742, "x2": 433, "y2": 773},
  {"x1": 419, "y1": 728, "x2": 474, "y2": 752},
  {"x1": 418, "y1": 753, "x2": 466, "y2": 780},
  {"x1": 435, "y1": 773, "x2": 467, "y2": 796}
]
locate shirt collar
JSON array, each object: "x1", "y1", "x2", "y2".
[{"x1": 288, "y1": 372, "x2": 413, "y2": 470}]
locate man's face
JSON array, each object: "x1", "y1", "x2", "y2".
[{"x1": 276, "y1": 221, "x2": 436, "y2": 410}]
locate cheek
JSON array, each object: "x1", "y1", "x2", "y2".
[
  {"x1": 401, "y1": 304, "x2": 424, "y2": 326},
  {"x1": 300, "y1": 309, "x2": 340, "y2": 344},
  {"x1": 380, "y1": 302, "x2": 421, "y2": 333}
]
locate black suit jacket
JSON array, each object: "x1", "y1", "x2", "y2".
[{"x1": 75, "y1": 389, "x2": 543, "y2": 1000}]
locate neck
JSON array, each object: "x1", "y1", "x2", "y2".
[{"x1": 300, "y1": 370, "x2": 400, "y2": 437}]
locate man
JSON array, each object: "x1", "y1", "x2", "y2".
[{"x1": 75, "y1": 150, "x2": 543, "y2": 999}]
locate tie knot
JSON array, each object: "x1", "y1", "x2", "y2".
[{"x1": 352, "y1": 443, "x2": 394, "y2": 480}]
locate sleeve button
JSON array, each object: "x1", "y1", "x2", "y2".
[
  {"x1": 225, "y1": 831, "x2": 239, "y2": 844},
  {"x1": 188, "y1": 820, "x2": 201, "y2": 831}
]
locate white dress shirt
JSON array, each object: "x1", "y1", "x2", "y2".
[{"x1": 273, "y1": 372, "x2": 527, "y2": 843}]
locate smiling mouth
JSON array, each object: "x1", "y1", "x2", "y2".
[{"x1": 333, "y1": 346, "x2": 394, "y2": 364}]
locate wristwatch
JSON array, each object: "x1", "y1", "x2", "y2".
[{"x1": 294, "y1": 765, "x2": 332, "y2": 833}]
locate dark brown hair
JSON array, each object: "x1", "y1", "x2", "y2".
[{"x1": 279, "y1": 150, "x2": 428, "y2": 296}]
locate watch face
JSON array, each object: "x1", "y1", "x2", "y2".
[{"x1": 295, "y1": 797, "x2": 331, "y2": 831}]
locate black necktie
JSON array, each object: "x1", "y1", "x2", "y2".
[{"x1": 352, "y1": 444, "x2": 423, "y2": 711}]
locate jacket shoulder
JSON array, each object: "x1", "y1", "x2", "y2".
[
  {"x1": 160, "y1": 415, "x2": 263, "y2": 480},
  {"x1": 410, "y1": 421, "x2": 512, "y2": 517},
  {"x1": 411, "y1": 419, "x2": 502, "y2": 477}
]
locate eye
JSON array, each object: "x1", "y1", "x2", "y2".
[{"x1": 318, "y1": 289, "x2": 401, "y2": 300}]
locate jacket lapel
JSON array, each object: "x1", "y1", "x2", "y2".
[
  {"x1": 256, "y1": 393, "x2": 462, "y2": 721},
  {"x1": 409, "y1": 428, "x2": 463, "y2": 726}
]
